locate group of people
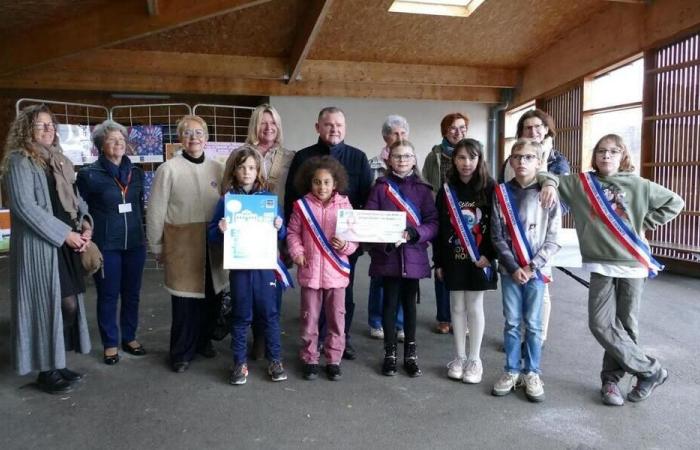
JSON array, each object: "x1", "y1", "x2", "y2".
[{"x1": 2, "y1": 103, "x2": 683, "y2": 407}]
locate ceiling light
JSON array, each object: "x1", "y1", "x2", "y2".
[{"x1": 388, "y1": 0, "x2": 485, "y2": 17}]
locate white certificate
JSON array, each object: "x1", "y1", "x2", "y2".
[
  {"x1": 335, "y1": 209, "x2": 406, "y2": 243},
  {"x1": 223, "y1": 194, "x2": 278, "y2": 269}
]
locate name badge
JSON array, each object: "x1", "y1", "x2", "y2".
[{"x1": 118, "y1": 203, "x2": 133, "y2": 214}]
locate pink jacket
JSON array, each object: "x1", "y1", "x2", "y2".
[{"x1": 287, "y1": 192, "x2": 359, "y2": 289}]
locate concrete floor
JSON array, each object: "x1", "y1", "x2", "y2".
[{"x1": 1, "y1": 255, "x2": 699, "y2": 450}]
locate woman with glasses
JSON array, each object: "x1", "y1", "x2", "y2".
[
  {"x1": 422, "y1": 113, "x2": 470, "y2": 335},
  {"x1": 146, "y1": 115, "x2": 227, "y2": 373},
  {"x1": 76, "y1": 120, "x2": 147, "y2": 365},
  {"x1": 2, "y1": 104, "x2": 92, "y2": 394}
]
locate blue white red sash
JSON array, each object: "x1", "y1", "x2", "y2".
[
  {"x1": 385, "y1": 178, "x2": 422, "y2": 227},
  {"x1": 443, "y1": 183, "x2": 491, "y2": 279},
  {"x1": 274, "y1": 258, "x2": 294, "y2": 289},
  {"x1": 579, "y1": 172, "x2": 663, "y2": 278},
  {"x1": 294, "y1": 198, "x2": 351, "y2": 278},
  {"x1": 494, "y1": 183, "x2": 550, "y2": 283}
]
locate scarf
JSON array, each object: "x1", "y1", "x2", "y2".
[
  {"x1": 440, "y1": 138, "x2": 454, "y2": 157},
  {"x1": 98, "y1": 154, "x2": 132, "y2": 186},
  {"x1": 34, "y1": 143, "x2": 80, "y2": 223}
]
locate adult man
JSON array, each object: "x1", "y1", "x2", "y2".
[{"x1": 284, "y1": 107, "x2": 372, "y2": 360}]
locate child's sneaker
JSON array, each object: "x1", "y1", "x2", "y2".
[
  {"x1": 302, "y1": 363, "x2": 319, "y2": 380},
  {"x1": 268, "y1": 360, "x2": 287, "y2": 382},
  {"x1": 396, "y1": 329, "x2": 405, "y2": 342},
  {"x1": 326, "y1": 364, "x2": 342, "y2": 381},
  {"x1": 229, "y1": 363, "x2": 248, "y2": 385},
  {"x1": 369, "y1": 327, "x2": 384, "y2": 339},
  {"x1": 523, "y1": 372, "x2": 545, "y2": 402},
  {"x1": 492, "y1": 371, "x2": 520, "y2": 396},
  {"x1": 446, "y1": 357, "x2": 467, "y2": 380},
  {"x1": 462, "y1": 359, "x2": 483, "y2": 384}
]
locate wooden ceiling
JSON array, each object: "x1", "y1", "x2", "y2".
[{"x1": 0, "y1": 0, "x2": 692, "y2": 103}]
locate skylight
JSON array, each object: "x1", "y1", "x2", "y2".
[{"x1": 388, "y1": 0, "x2": 485, "y2": 17}]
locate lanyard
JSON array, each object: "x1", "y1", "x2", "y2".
[{"x1": 113, "y1": 171, "x2": 132, "y2": 202}]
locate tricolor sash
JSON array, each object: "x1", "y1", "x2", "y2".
[
  {"x1": 443, "y1": 183, "x2": 491, "y2": 279},
  {"x1": 494, "y1": 183, "x2": 551, "y2": 283},
  {"x1": 385, "y1": 178, "x2": 422, "y2": 227},
  {"x1": 294, "y1": 198, "x2": 351, "y2": 278},
  {"x1": 274, "y1": 258, "x2": 294, "y2": 289},
  {"x1": 579, "y1": 172, "x2": 663, "y2": 278}
]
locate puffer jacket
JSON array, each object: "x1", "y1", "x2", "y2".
[
  {"x1": 287, "y1": 192, "x2": 359, "y2": 289},
  {"x1": 366, "y1": 173, "x2": 438, "y2": 279}
]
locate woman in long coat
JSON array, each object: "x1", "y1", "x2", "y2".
[{"x1": 2, "y1": 104, "x2": 92, "y2": 394}]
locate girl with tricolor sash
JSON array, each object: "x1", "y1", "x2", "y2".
[
  {"x1": 434, "y1": 139, "x2": 498, "y2": 385},
  {"x1": 366, "y1": 140, "x2": 438, "y2": 377},
  {"x1": 286, "y1": 156, "x2": 358, "y2": 382},
  {"x1": 540, "y1": 134, "x2": 683, "y2": 406}
]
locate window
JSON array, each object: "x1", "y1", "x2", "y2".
[{"x1": 388, "y1": 0, "x2": 485, "y2": 18}]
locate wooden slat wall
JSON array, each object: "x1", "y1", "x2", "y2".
[
  {"x1": 644, "y1": 32, "x2": 700, "y2": 263},
  {"x1": 542, "y1": 84, "x2": 583, "y2": 228}
]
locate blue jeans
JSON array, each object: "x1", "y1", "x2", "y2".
[
  {"x1": 501, "y1": 276, "x2": 545, "y2": 374},
  {"x1": 434, "y1": 277, "x2": 451, "y2": 323},
  {"x1": 367, "y1": 276, "x2": 404, "y2": 330},
  {"x1": 94, "y1": 246, "x2": 146, "y2": 348}
]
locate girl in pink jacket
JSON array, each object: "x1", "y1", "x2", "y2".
[{"x1": 287, "y1": 156, "x2": 358, "y2": 381}]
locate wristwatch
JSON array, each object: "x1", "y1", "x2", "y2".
[{"x1": 528, "y1": 261, "x2": 537, "y2": 271}]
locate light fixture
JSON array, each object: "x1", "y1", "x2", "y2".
[{"x1": 388, "y1": 0, "x2": 485, "y2": 17}]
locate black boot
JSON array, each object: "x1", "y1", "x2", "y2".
[
  {"x1": 404, "y1": 342, "x2": 422, "y2": 377},
  {"x1": 37, "y1": 370, "x2": 73, "y2": 394},
  {"x1": 382, "y1": 343, "x2": 397, "y2": 376}
]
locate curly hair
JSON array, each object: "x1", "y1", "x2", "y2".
[
  {"x1": 2, "y1": 104, "x2": 59, "y2": 173},
  {"x1": 221, "y1": 146, "x2": 267, "y2": 195},
  {"x1": 447, "y1": 138, "x2": 492, "y2": 191},
  {"x1": 590, "y1": 134, "x2": 635, "y2": 173},
  {"x1": 294, "y1": 156, "x2": 348, "y2": 197}
]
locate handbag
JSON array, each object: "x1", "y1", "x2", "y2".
[{"x1": 80, "y1": 241, "x2": 104, "y2": 276}]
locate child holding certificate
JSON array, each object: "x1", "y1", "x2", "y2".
[
  {"x1": 365, "y1": 140, "x2": 438, "y2": 377},
  {"x1": 434, "y1": 139, "x2": 498, "y2": 385},
  {"x1": 286, "y1": 156, "x2": 358, "y2": 381},
  {"x1": 209, "y1": 148, "x2": 288, "y2": 385},
  {"x1": 539, "y1": 134, "x2": 683, "y2": 406}
]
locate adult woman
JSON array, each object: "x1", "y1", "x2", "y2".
[
  {"x1": 146, "y1": 115, "x2": 226, "y2": 373},
  {"x1": 2, "y1": 104, "x2": 92, "y2": 394},
  {"x1": 422, "y1": 113, "x2": 469, "y2": 334},
  {"x1": 77, "y1": 120, "x2": 146, "y2": 365}
]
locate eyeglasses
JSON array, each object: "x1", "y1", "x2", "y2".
[
  {"x1": 391, "y1": 154, "x2": 415, "y2": 161},
  {"x1": 33, "y1": 122, "x2": 56, "y2": 131},
  {"x1": 510, "y1": 154, "x2": 538, "y2": 163},
  {"x1": 182, "y1": 129, "x2": 205, "y2": 138},
  {"x1": 595, "y1": 147, "x2": 622, "y2": 156},
  {"x1": 447, "y1": 126, "x2": 468, "y2": 134}
]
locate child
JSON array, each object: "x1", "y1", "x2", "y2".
[
  {"x1": 540, "y1": 134, "x2": 683, "y2": 406},
  {"x1": 490, "y1": 138, "x2": 561, "y2": 402},
  {"x1": 366, "y1": 140, "x2": 438, "y2": 377},
  {"x1": 286, "y1": 156, "x2": 358, "y2": 381},
  {"x1": 208, "y1": 148, "x2": 288, "y2": 385},
  {"x1": 434, "y1": 139, "x2": 498, "y2": 384}
]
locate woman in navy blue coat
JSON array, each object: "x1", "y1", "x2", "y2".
[{"x1": 77, "y1": 120, "x2": 147, "y2": 365}]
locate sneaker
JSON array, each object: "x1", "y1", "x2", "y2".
[
  {"x1": 229, "y1": 363, "x2": 248, "y2": 385},
  {"x1": 446, "y1": 357, "x2": 467, "y2": 380},
  {"x1": 369, "y1": 327, "x2": 384, "y2": 339},
  {"x1": 492, "y1": 372, "x2": 520, "y2": 396},
  {"x1": 523, "y1": 372, "x2": 545, "y2": 402},
  {"x1": 465, "y1": 325, "x2": 470, "y2": 336},
  {"x1": 462, "y1": 360, "x2": 483, "y2": 384},
  {"x1": 326, "y1": 364, "x2": 342, "y2": 381},
  {"x1": 268, "y1": 360, "x2": 287, "y2": 382},
  {"x1": 434, "y1": 322, "x2": 450, "y2": 334},
  {"x1": 601, "y1": 381, "x2": 624, "y2": 406},
  {"x1": 342, "y1": 342, "x2": 357, "y2": 360},
  {"x1": 302, "y1": 363, "x2": 319, "y2": 380},
  {"x1": 396, "y1": 329, "x2": 405, "y2": 343},
  {"x1": 628, "y1": 368, "x2": 669, "y2": 402}
]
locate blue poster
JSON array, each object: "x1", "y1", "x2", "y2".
[{"x1": 223, "y1": 193, "x2": 278, "y2": 269}]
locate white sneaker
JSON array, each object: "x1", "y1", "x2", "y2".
[
  {"x1": 492, "y1": 371, "x2": 520, "y2": 396},
  {"x1": 462, "y1": 359, "x2": 483, "y2": 384},
  {"x1": 446, "y1": 357, "x2": 467, "y2": 380},
  {"x1": 369, "y1": 327, "x2": 384, "y2": 339},
  {"x1": 396, "y1": 329, "x2": 405, "y2": 342},
  {"x1": 523, "y1": 372, "x2": 545, "y2": 402}
]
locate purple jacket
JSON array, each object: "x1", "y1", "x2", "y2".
[{"x1": 366, "y1": 173, "x2": 438, "y2": 279}]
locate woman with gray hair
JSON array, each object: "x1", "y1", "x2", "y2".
[{"x1": 77, "y1": 120, "x2": 147, "y2": 365}]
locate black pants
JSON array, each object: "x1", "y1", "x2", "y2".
[{"x1": 382, "y1": 277, "x2": 418, "y2": 347}]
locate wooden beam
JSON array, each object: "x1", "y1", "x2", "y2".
[
  {"x1": 287, "y1": 0, "x2": 335, "y2": 84},
  {"x1": 603, "y1": 0, "x2": 647, "y2": 3},
  {"x1": 0, "y1": 0, "x2": 272, "y2": 76},
  {"x1": 0, "y1": 70, "x2": 502, "y2": 102},
  {"x1": 44, "y1": 49, "x2": 520, "y2": 88}
]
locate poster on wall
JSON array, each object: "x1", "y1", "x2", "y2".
[
  {"x1": 128, "y1": 125, "x2": 164, "y2": 163},
  {"x1": 57, "y1": 124, "x2": 95, "y2": 165},
  {"x1": 143, "y1": 171, "x2": 156, "y2": 207}
]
